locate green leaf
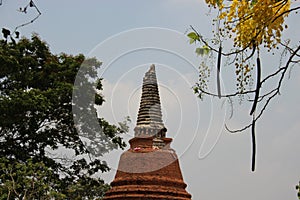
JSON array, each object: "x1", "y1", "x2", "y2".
[
  {"x1": 187, "y1": 32, "x2": 199, "y2": 44},
  {"x1": 195, "y1": 45, "x2": 210, "y2": 56},
  {"x1": 195, "y1": 47, "x2": 204, "y2": 55}
]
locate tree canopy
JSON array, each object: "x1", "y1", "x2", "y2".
[
  {"x1": 0, "y1": 35, "x2": 127, "y2": 199},
  {"x1": 188, "y1": 0, "x2": 300, "y2": 171}
]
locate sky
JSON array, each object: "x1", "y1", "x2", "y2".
[{"x1": 1, "y1": 1, "x2": 300, "y2": 200}]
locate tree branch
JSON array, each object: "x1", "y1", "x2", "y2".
[
  {"x1": 271, "y1": 6, "x2": 300, "y2": 24},
  {"x1": 226, "y1": 44, "x2": 300, "y2": 134},
  {"x1": 13, "y1": 0, "x2": 42, "y2": 34},
  {"x1": 197, "y1": 86, "x2": 256, "y2": 98}
]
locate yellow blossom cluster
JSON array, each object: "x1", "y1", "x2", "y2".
[
  {"x1": 208, "y1": 0, "x2": 291, "y2": 49},
  {"x1": 204, "y1": 0, "x2": 224, "y2": 8}
]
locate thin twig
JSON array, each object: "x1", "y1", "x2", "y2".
[
  {"x1": 12, "y1": 0, "x2": 42, "y2": 35},
  {"x1": 226, "y1": 45, "x2": 300, "y2": 134},
  {"x1": 198, "y1": 87, "x2": 256, "y2": 98},
  {"x1": 225, "y1": 123, "x2": 252, "y2": 133},
  {"x1": 271, "y1": 6, "x2": 300, "y2": 23}
]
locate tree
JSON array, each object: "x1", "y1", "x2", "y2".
[
  {"x1": 188, "y1": 0, "x2": 300, "y2": 171},
  {"x1": 0, "y1": 35, "x2": 127, "y2": 199}
]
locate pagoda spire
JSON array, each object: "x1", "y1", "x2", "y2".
[
  {"x1": 103, "y1": 65, "x2": 192, "y2": 200},
  {"x1": 135, "y1": 64, "x2": 167, "y2": 138}
]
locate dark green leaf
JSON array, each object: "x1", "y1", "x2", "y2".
[
  {"x1": 15, "y1": 31, "x2": 20, "y2": 38},
  {"x1": 2, "y1": 28, "x2": 10, "y2": 39}
]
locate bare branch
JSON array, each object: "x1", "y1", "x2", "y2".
[
  {"x1": 245, "y1": 42, "x2": 256, "y2": 61},
  {"x1": 260, "y1": 66, "x2": 286, "y2": 85},
  {"x1": 197, "y1": 87, "x2": 256, "y2": 98},
  {"x1": 13, "y1": 0, "x2": 42, "y2": 34},
  {"x1": 255, "y1": 45, "x2": 300, "y2": 120},
  {"x1": 257, "y1": 88, "x2": 277, "y2": 102},
  {"x1": 225, "y1": 123, "x2": 252, "y2": 133},
  {"x1": 271, "y1": 6, "x2": 300, "y2": 23},
  {"x1": 224, "y1": 45, "x2": 300, "y2": 135}
]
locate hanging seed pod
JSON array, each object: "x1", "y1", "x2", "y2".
[
  {"x1": 251, "y1": 118, "x2": 256, "y2": 171},
  {"x1": 217, "y1": 46, "x2": 222, "y2": 98},
  {"x1": 250, "y1": 57, "x2": 261, "y2": 115}
]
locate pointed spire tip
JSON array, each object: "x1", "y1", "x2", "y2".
[{"x1": 149, "y1": 64, "x2": 155, "y2": 72}]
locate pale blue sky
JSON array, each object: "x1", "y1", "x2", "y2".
[{"x1": 1, "y1": 1, "x2": 300, "y2": 200}]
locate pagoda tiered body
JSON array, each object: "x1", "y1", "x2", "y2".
[{"x1": 103, "y1": 65, "x2": 191, "y2": 200}]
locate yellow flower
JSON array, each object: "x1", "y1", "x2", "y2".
[{"x1": 208, "y1": 0, "x2": 291, "y2": 49}]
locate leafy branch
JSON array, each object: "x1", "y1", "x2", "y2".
[{"x1": 189, "y1": 2, "x2": 300, "y2": 170}]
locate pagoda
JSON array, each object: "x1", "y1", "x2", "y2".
[{"x1": 103, "y1": 64, "x2": 192, "y2": 200}]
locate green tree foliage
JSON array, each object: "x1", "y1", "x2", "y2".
[{"x1": 0, "y1": 35, "x2": 127, "y2": 199}]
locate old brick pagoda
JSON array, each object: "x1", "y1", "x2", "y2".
[{"x1": 103, "y1": 65, "x2": 192, "y2": 200}]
